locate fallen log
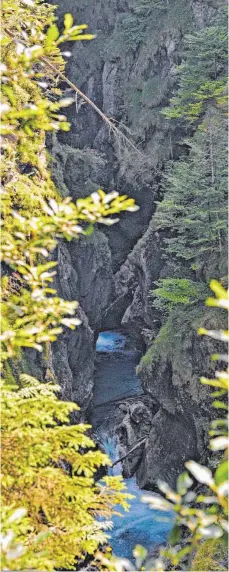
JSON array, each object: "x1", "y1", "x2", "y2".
[{"x1": 111, "y1": 436, "x2": 147, "y2": 467}]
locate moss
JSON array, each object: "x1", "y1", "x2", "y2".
[
  {"x1": 192, "y1": 538, "x2": 228, "y2": 571},
  {"x1": 140, "y1": 305, "x2": 201, "y2": 368},
  {"x1": 139, "y1": 304, "x2": 225, "y2": 380},
  {"x1": 140, "y1": 342, "x2": 156, "y2": 367}
]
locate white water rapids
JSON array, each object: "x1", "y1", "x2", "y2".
[{"x1": 92, "y1": 331, "x2": 172, "y2": 560}]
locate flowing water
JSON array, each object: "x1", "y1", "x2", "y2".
[{"x1": 91, "y1": 331, "x2": 172, "y2": 560}]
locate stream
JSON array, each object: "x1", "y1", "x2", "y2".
[{"x1": 91, "y1": 331, "x2": 172, "y2": 561}]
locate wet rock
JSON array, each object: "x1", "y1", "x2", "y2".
[
  {"x1": 137, "y1": 409, "x2": 198, "y2": 489},
  {"x1": 116, "y1": 400, "x2": 157, "y2": 479}
]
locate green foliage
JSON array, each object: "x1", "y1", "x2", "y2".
[
  {"x1": 149, "y1": 2, "x2": 228, "y2": 416},
  {"x1": 1, "y1": 506, "x2": 54, "y2": 571},
  {"x1": 1, "y1": 376, "x2": 132, "y2": 570},
  {"x1": 154, "y1": 109, "x2": 228, "y2": 274},
  {"x1": 1, "y1": 190, "x2": 138, "y2": 362},
  {"x1": 140, "y1": 304, "x2": 206, "y2": 376},
  {"x1": 192, "y1": 538, "x2": 227, "y2": 571},
  {"x1": 134, "y1": 16, "x2": 228, "y2": 564},
  {"x1": 152, "y1": 278, "x2": 208, "y2": 311},
  {"x1": 0, "y1": 1, "x2": 138, "y2": 569},
  {"x1": 163, "y1": 14, "x2": 228, "y2": 122},
  {"x1": 0, "y1": 0, "x2": 138, "y2": 363},
  {"x1": 1, "y1": 0, "x2": 95, "y2": 224},
  {"x1": 113, "y1": 283, "x2": 228, "y2": 572}
]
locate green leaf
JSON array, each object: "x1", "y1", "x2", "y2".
[
  {"x1": 133, "y1": 544, "x2": 147, "y2": 568},
  {"x1": 177, "y1": 472, "x2": 193, "y2": 495},
  {"x1": 210, "y1": 280, "x2": 228, "y2": 299},
  {"x1": 71, "y1": 34, "x2": 95, "y2": 41},
  {"x1": 212, "y1": 401, "x2": 228, "y2": 410},
  {"x1": 84, "y1": 224, "x2": 94, "y2": 236},
  {"x1": 169, "y1": 524, "x2": 181, "y2": 545},
  {"x1": 46, "y1": 24, "x2": 59, "y2": 44},
  {"x1": 196, "y1": 495, "x2": 218, "y2": 504},
  {"x1": 215, "y1": 461, "x2": 228, "y2": 486},
  {"x1": 64, "y1": 13, "x2": 73, "y2": 31},
  {"x1": 212, "y1": 390, "x2": 227, "y2": 397}
]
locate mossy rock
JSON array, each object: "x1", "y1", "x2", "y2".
[{"x1": 192, "y1": 538, "x2": 228, "y2": 571}]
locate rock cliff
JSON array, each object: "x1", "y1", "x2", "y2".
[{"x1": 46, "y1": 0, "x2": 224, "y2": 484}]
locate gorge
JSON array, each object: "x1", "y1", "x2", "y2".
[
  {"x1": 45, "y1": 0, "x2": 227, "y2": 493},
  {"x1": 2, "y1": 1, "x2": 227, "y2": 569}
]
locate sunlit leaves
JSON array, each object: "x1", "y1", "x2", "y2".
[
  {"x1": 206, "y1": 280, "x2": 229, "y2": 310},
  {"x1": 64, "y1": 13, "x2": 73, "y2": 31},
  {"x1": 1, "y1": 4, "x2": 94, "y2": 139},
  {"x1": 1, "y1": 2, "x2": 136, "y2": 569},
  {"x1": 1, "y1": 190, "x2": 138, "y2": 361},
  {"x1": 1, "y1": 376, "x2": 131, "y2": 570},
  {"x1": 152, "y1": 278, "x2": 207, "y2": 312},
  {"x1": 133, "y1": 544, "x2": 147, "y2": 569},
  {"x1": 176, "y1": 472, "x2": 193, "y2": 496},
  {"x1": 210, "y1": 437, "x2": 229, "y2": 452},
  {"x1": 46, "y1": 24, "x2": 59, "y2": 45},
  {"x1": 215, "y1": 462, "x2": 228, "y2": 486},
  {"x1": 185, "y1": 461, "x2": 214, "y2": 486}
]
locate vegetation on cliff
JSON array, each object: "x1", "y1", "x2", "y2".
[
  {"x1": 142, "y1": 3, "x2": 228, "y2": 383},
  {"x1": 135, "y1": 4, "x2": 228, "y2": 570}
]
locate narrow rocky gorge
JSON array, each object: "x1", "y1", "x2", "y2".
[
  {"x1": 46, "y1": 0, "x2": 226, "y2": 487},
  {"x1": 3, "y1": 1, "x2": 227, "y2": 569}
]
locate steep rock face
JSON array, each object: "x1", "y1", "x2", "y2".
[
  {"x1": 49, "y1": 0, "x2": 196, "y2": 269},
  {"x1": 46, "y1": 0, "x2": 190, "y2": 413},
  {"x1": 136, "y1": 309, "x2": 223, "y2": 476},
  {"x1": 51, "y1": 309, "x2": 94, "y2": 413},
  {"x1": 137, "y1": 409, "x2": 198, "y2": 489},
  {"x1": 51, "y1": 235, "x2": 113, "y2": 412},
  {"x1": 105, "y1": 221, "x2": 220, "y2": 486},
  {"x1": 46, "y1": 0, "x2": 221, "y2": 481},
  {"x1": 104, "y1": 221, "x2": 165, "y2": 335}
]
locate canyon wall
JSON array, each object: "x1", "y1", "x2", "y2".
[{"x1": 46, "y1": 0, "x2": 225, "y2": 485}]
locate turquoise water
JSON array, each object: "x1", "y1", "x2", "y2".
[
  {"x1": 96, "y1": 331, "x2": 127, "y2": 353},
  {"x1": 93, "y1": 331, "x2": 172, "y2": 560}
]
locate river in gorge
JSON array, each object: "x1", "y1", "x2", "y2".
[{"x1": 90, "y1": 331, "x2": 172, "y2": 561}]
